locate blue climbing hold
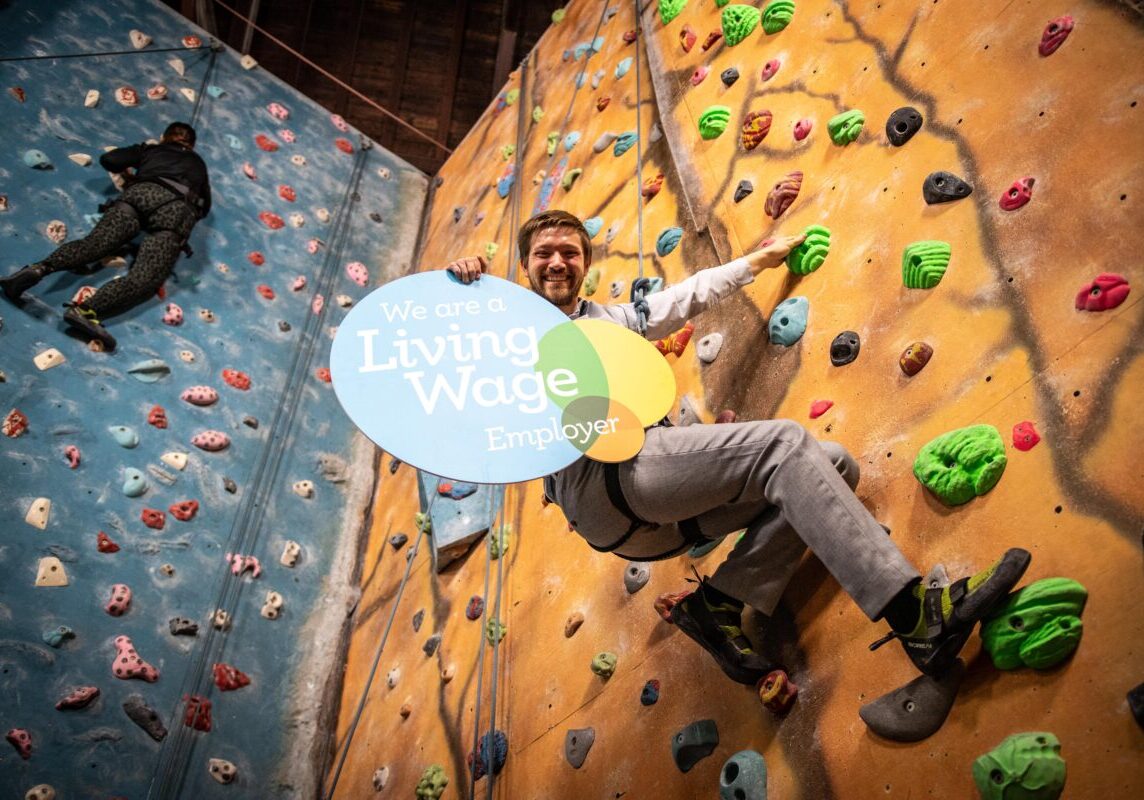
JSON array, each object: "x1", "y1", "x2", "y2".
[
  {"x1": 127, "y1": 359, "x2": 172, "y2": 382},
  {"x1": 206, "y1": 85, "x2": 226, "y2": 98},
  {"x1": 440, "y1": 481, "x2": 478, "y2": 500},
  {"x1": 613, "y1": 131, "x2": 637, "y2": 156},
  {"x1": 110, "y1": 426, "x2": 140, "y2": 449},
  {"x1": 615, "y1": 57, "x2": 633, "y2": 78},
  {"x1": 496, "y1": 164, "x2": 515, "y2": 199},
  {"x1": 573, "y1": 42, "x2": 590, "y2": 60},
  {"x1": 590, "y1": 36, "x2": 604, "y2": 55},
  {"x1": 720, "y1": 750, "x2": 768, "y2": 800},
  {"x1": 468, "y1": 729, "x2": 508, "y2": 779},
  {"x1": 656, "y1": 227, "x2": 683, "y2": 257},
  {"x1": 563, "y1": 131, "x2": 581, "y2": 152},
  {"x1": 583, "y1": 217, "x2": 603, "y2": 238},
  {"x1": 647, "y1": 276, "x2": 664, "y2": 294},
  {"x1": 23, "y1": 149, "x2": 51, "y2": 169},
  {"x1": 122, "y1": 467, "x2": 148, "y2": 497},
  {"x1": 768, "y1": 296, "x2": 809, "y2": 346},
  {"x1": 641, "y1": 679, "x2": 661, "y2": 705},
  {"x1": 225, "y1": 133, "x2": 243, "y2": 150}
]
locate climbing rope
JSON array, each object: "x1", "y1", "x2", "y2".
[
  {"x1": 548, "y1": 0, "x2": 616, "y2": 167},
  {"x1": 0, "y1": 45, "x2": 203, "y2": 63},
  {"x1": 506, "y1": 54, "x2": 530, "y2": 283},
  {"x1": 630, "y1": 0, "x2": 650, "y2": 335},
  {"x1": 188, "y1": 45, "x2": 220, "y2": 128}
]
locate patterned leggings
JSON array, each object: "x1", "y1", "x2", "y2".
[{"x1": 40, "y1": 181, "x2": 197, "y2": 317}]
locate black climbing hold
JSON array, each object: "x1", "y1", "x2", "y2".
[
  {"x1": 123, "y1": 694, "x2": 168, "y2": 742},
  {"x1": 734, "y1": 180, "x2": 753, "y2": 203},
  {"x1": 278, "y1": 320, "x2": 291, "y2": 332},
  {"x1": 1129, "y1": 682, "x2": 1144, "y2": 731},
  {"x1": 242, "y1": 416, "x2": 259, "y2": 429},
  {"x1": 565, "y1": 727, "x2": 595, "y2": 769},
  {"x1": 350, "y1": 191, "x2": 361, "y2": 202},
  {"x1": 720, "y1": 67, "x2": 740, "y2": 87},
  {"x1": 169, "y1": 617, "x2": 199, "y2": 636},
  {"x1": 829, "y1": 331, "x2": 861, "y2": 366},
  {"x1": 672, "y1": 719, "x2": 719, "y2": 772},
  {"x1": 453, "y1": 206, "x2": 464, "y2": 223},
  {"x1": 886, "y1": 106, "x2": 923, "y2": 146},
  {"x1": 412, "y1": 609, "x2": 425, "y2": 632},
  {"x1": 223, "y1": 477, "x2": 237, "y2": 494},
  {"x1": 922, "y1": 170, "x2": 973, "y2": 205},
  {"x1": 422, "y1": 633, "x2": 441, "y2": 656},
  {"x1": 859, "y1": 658, "x2": 965, "y2": 742},
  {"x1": 389, "y1": 532, "x2": 408, "y2": 550},
  {"x1": 369, "y1": 211, "x2": 383, "y2": 223},
  {"x1": 388, "y1": 457, "x2": 401, "y2": 474}
]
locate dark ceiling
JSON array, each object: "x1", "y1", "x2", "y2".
[{"x1": 163, "y1": 0, "x2": 566, "y2": 174}]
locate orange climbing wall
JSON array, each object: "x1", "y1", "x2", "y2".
[{"x1": 328, "y1": 1, "x2": 1144, "y2": 797}]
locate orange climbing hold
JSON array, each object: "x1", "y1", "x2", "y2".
[
  {"x1": 222, "y1": 369, "x2": 251, "y2": 390},
  {"x1": 740, "y1": 110, "x2": 773, "y2": 151},
  {"x1": 642, "y1": 173, "x2": 665, "y2": 200}
]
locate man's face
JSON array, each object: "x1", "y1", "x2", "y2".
[{"x1": 523, "y1": 226, "x2": 587, "y2": 313}]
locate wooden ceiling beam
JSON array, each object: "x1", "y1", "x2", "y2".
[
  {"x1": 435, "y1": 0, "x2": 470, "y2": 153},
  {"x1": 381, "y1": 1, "x2": 417, "y2": 150}
]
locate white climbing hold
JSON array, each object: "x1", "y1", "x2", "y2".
[
  {"x1": 292, "y1": 480, "x2": 314, "y2": 498},
  {"x1": 84, "y1": 90, "x2": 100, "y2": 108},
  {"x1": 178, "y1": 350, "x2": 196, "y2": 363},
  {"x1": 591, "y1": 68, "x2": 605, "y2": 89},
  {"x1": 45, "y1": 220, "x2": 67, "y2": 244},
  {"x1": 378, "y1": 167, "x2": 391, "y2": 180},
  {"x1": 289, "y1": 213, "x2": 305, "y2": 228},
  {"x1": 211, "y1": 609, "x2": 232, "y2": 630},
  {"x1": 129, "y1": 29, "x2": 152, "y2": 49},
  {"x1": 68, "y1": 153, "x2": 92, "y2": 167},
  {"x1": 25, "y1": 785, "x2": 56, "y2": 800},
  {"x1": 208, "y1": 758, "x2": 237, "y2": 784},
  {"x1": 609, "y1": 279, "x2": 626, "y2": 299},
  {"x1": 261, "y1": 590, "x2": 284, "y2": 619},
  {"x1": 280, "y1": 540, "x2": 302, "y2": 567},
  {"x1": 25, "y1": 498, "x2": 51, "y2": 529},
  {"x1": 240, "y1": 54, "x2": 258, "y2": 70},
  {"x1": 316, "y1": 208, "x2": 331, "y2": 223},
  {"x1": 35, "y1": 556, "x2": 68, "y2": 586},
  {"x1": 33, "y1": 348, "x2": 66, "y2": 370},
  {"x1": 649, "y1": 121, "x2": 663, "y2": 143},
  {"x1": 372, "y1": 767, "x2": 390, "y2": 791},
  {"x1": 605, "y1": 220, "x2": 624, "y2": 244},
  {"x1": 168, "y1": 57, "x2": 185, "y2": 76},
  {"x1": 335, "y1": 294, "x2": 353, "y2": 307},
  {"x1": 179, "y1": 87, "x2": 196, "y2": 103},
  {"x1": 114, "y1": 86, "x2": 139, "y2": 106},
  {"x1": 387, "y1": 666, "x2": 400, "y2": 688},
  {"x1": 160, "y1": 451, "x2": 188, "y2": 470},
  {"x1": 696, "y1": 333, "x2": 724, "y2": 363},
  {"x1": 198, "y1": 308, "x2": 216, "y2": 323},
  {"x1": 593, "y1": 131, "x2": 618, "y2": 153},
  {"x1": 290, "y1": 154, "x2": 307, "y2": 167}
]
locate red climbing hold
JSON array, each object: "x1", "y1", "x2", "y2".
[
  {"x1": 254, "y1": 134, "x2": 279, "y2": 152},
  {"x1": 596, "y1": 96, "x2": 610, "y2": 112},
  {"x1": 10, "y1": 86, "x2": 26, "y2": 103},
  {"x1": 169, "y1": 500, "x2": 199, "y2": 521},
  {"x1": 1075, "y1": 273, "x2": 1130, "y2": 312},
  {"x1": 141, "y1": 508, "x2": 166, "y2": 530},
  {"x1": 3, "y1": 408, "x2": 29, "y2": 438},
  {"x1": 757, "y1": 669, "x2": 798, "y2": 713},
  {"x1": 315, "y1": 367, "x2": 332, "y2": 383},
  {"x1": 701, "y1": 31, "x2": 722, "y2": 51},
  {"x1": 6, "y1": 728, "x2": 31, "y2": 760},
  {"x1": 793, "y1": 118, "x2": 813, "y2": 141},
  {"x1": 761, "y1": 59, "x2": 781, "y2": 81},
  {"x1": 213, "y1": 662, "x2": 251, "y2": 691},
  {"x1": 183, "y1": 694, "x2": 212, "y2": 731},
  {"x1": 715, "y1": 410, "x2": 737, "y2": 424},
  {"x1": 998, "y1": 176, "x2": 1035, "y2": 210},
  {"x1": 1012, "y1": 421, "x2": 1041, "y2": 452},
  {"x1": 148, "y1": 405, "x2": 168, "y2": 429},
  {"x1": 1039, "y1": 16, "x2": 1074, "y2": 56},
  {"x1": 740, "y1": 110, "x2": 773, "y2": 151},
  {"x1": 680, "y1": 25, "x2": 697, "y2": 52},
  {"x1": 809, "y1": 400, "x2": 833, "y2": 419},
  {"x1": 259, "y1": 211, "x2": 284, "y2": 230},
  {"x1": 97, "y1": 531, "x2": 121, "y2": 553},
  {"x1": 622, "y1": 29, "x2": 637, "y2": 44},
  {"x1": 672, "y1": 321, "x2": 695, "y2": 357},
  {"x1": 222, "y1": 369, "x2": 251, "y2": 390},
  {"x1": 641, "y1": 173, "x2": 664, "y2": 200},
  {"x1": 765, "y1": 171, "x2": 803, "y2": 220},
  {"x1": 278, "y1": 184, "x2": 296, "y2": 202},
  {"x1": 256, "y1": 284, "x2": 276, "y2": 300},
  {"x1": 654, "y1": 589, "x2": 690, "y2": 621},
  {"x1": 248, "y1": 251, "x2": 266, "y2": 266},
  {"x1": 334, "y1": 137, "x2": 354, "y2": 154}
]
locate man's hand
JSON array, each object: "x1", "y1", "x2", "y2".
[
  {"x1": 446, "y1": 255, "x2": 488, "y2": 284},
  {"x1": 744, "y1": 233, "x2": 807, "y2": 276}
]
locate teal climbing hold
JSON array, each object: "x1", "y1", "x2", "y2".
[
  {"x1": 902, "y1": 241, "x2": 952, "y2": 289},
  {"x1": 563, "y1": 131, "x2": 581, "y2": 152},
  {"x1": 972, "y1": 733, "x2": 1065, "y2": 800},
  {"x1": 768, "y1": 296, "x2": 809, "y2": 346},
  {"x1": 913, "y1": 424, "x2": 1007, "y2": 506},
  {"x1": 43, "y1": 625, "x2": 75, "y2": 648},
  {"x1": 23, "y1": 149, "x2": 51, "y2": 169},
  {"x1": 110, "y1": 425, "x2": 140, "y2": 449},
  {"x1": 656, "y1": 227, "x2": 683, "y2": 256},
  {"x1": 122, "y1": 467, "x2": 148, "y2": 497},
  {"x1": 698, "y1": 106, "x2": 732, "y2": 140},
  {"x1": 615, "y1": 57, "x2": 633, "y2": 79},
  {"x1": 761, "y1": 0, "x2": 795, "y2": 34},
  {"x1": 613, "y1": 131, "x2": 637, "y2": 156},
  {"x1": 720, "y1": 750, "x2": 767, "y2": 800},
  {"x1": 721, "y1": 5, "x2": 761, "y2": 46},
  {"x1": 584, "y1": 217, "x2": 603, "y2": 238},
  {"x1": 206, "y1": 85, "x2": 225, "y2": 98},
  {"x1": 828, "y1": 109, "x2": 865, "y2": 145},
  {"x1": 980, "y1": 578, "x2": 1088, "y2": 670},
  {"x1": 127, "y1": 359, "x2": 171, "y2": 382},
  {"x1": 786, "y1": 225, "x2": 831, "y2": 275},
  {"x1": 659, "y1": 0, "x2": 687, "y2": 25}
]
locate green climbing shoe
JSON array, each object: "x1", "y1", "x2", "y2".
[
  {"x1": 63, "y1": 304, "x2": 117, "y2": 351},
  {"x1": 668, "y1": 576, "x2": 776, "y2": 685}
]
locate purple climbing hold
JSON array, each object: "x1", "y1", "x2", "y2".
[
  {"x1": 389, "y1": 532, "x2": 408, "y2": 549},
  {"x1": 641, "y1": 679, "x2": 661, "y2": 705},
  {"x1": 466, "y1": 595, "x2": 485, "y2": 620},
  {"x1": 423, "y1": 633, "x2": 442, "y2": 656},
  {"x1": 468, "y1": 729, "x2": 508, "y2": 780}
]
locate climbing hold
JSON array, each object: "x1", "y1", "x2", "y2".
[
  {"x1": 9, "y1": 86, "x2": 25, "y2": 103},
  {"x1": 25, "y1": 497, "x2": 50, "y2": 529},
  {"x1": 129, "y1": 28, "x2": 152, "y2": 48},
  {"x1": 421, "y1": 632, "x2": 442, "y2": 657},
  {"x1": 740, "y1": 110, "x2": 773, "y2": 150},
  {"x1": 561, "y1": 168, "x2": 582, "y2": 190},
  {"x1": 127, "y1": 359, "x2": 171, "y2": 382},
  {"x1": 672, "y1": 719, "x2": 719, "y2": 772},
  {"x1": 255, "y1": 133, "x2": 279, "y2": 152},
  {"x1": 65, "y1": 445, "x2": 81, "y2": 469},
  {"x1": 702, "y1": 31, "x2": 723, "y2": 50},
  {"x1": 1075, "y1": 273, "x2": 1130, "y2": 311},
  {"x1": 656, "y1": 227, "x2": 683, "y2": 256},
  {"x1": 565, "y1": 727, "x2": 595, "y2": 769},
  {"x1": 679, "y1": 24, "x2": 698, "y2": 51},
  {"x1": 759, "y1": 59, "x2": 780, "y2": 82},
  {"x1": 372, "y1": 767, "x2": 391, "y2": 792},
  {"x1": 44, "y1": 220, "x2": 68, "y2": 244},
  {"x1": 213, "y1": 662, "x2": 251, "y2": 691},
  {"x1": 563, "y1": 131, "x2": 581, "y2": 152},
  {"x1": 972, "y1": 733, "x2": 1066, "y2": 800},
  {"x1": 487, "y1": 619, "x2": 506, "y2": 645},
  {"x1": 56, "y1": 685, "x2": 99, "y2": 710},
  {"x1": 720, "y1": 750, "x2": 768, "y2": 800},
  {"x1": 859, "y1": 659, "x2": 966, "y2": 742},
  {"x1": 35, "y1": 557, "x2": 68, "y2": 586},
  {"x1": 1012, "y1": 421, "x2": 1041, "y2": 451},
  {"x1": 615, "y1": 57, "x2": 633, "y2": 79},
  {"x1": 922, "y1": 170, "x2": 973, "y2": 204},
  {"x1": 690, "y1": 65, "x2": 709, "y2": 86},
  {"x1": 899, "y1": 342, "x2": 933, "y2": 376},
  {"x1": 5, "y1": 728, "x2": 31, "y2": 760},
  {"x1": 222, "y1": 368, "x2": 251, "y2": 390},
  {"x1": 335, "y1": 138, "x2": 354, "y2": 154},
  {"x1": 386, "y1": 666, "x2": 401, "y2": 689},
  {"x1": 467, "y1": 729, "x2": 508, "y2": 780},
  {"x1": 793, "y1": 118, "x2": 813, "y2": 141},
  {"x1": 768, "y1": 296, "x2": 809, "y2": 346},
  {"x1": 105, "y1": 584, "x2": 132, "y2": 617},
  {"x1": 109, "y1": 425, "x2": 140, "y2": 448},
  {"x1": 1128, "y1": 683, "x2": 1144, "y2": 730},
  {"x1": 183, "y1": 694, "x2": 212, "y2": 732},
  {"x1": 114, "y1": 86, "x2": 140, "y2": 106},
  {"x1": 1039, "y1": 16, "x2": 1074, "y2": 57},
  {"x1": 97, "y1": 531, "x2": 119, "y2": 553},
  {"x1": 623, "y1": 29, "x2": 637, "y2": 44},
  {"x1": 113, "y1": 635, "x2": 159, "y2": 682},
  {"x1": 613, "y1": 131, "x2": 638, "y2": 157},
  {"x1": 999, "y1": 176, "x2": 1035, "y2": 210},
  {"x1": 389, "y1": 532, "x2": 408, "y2": 551},
  {"x1": 913, "y1": 424, "x2": 1007, "y2": 506},
  {"x1": 902, "y1": 240, "x2": 952, "y2": 289},
  {"x1": 122, "y1": 694, "x2": 167, "y2": 741},
  {"x1": 830, "y1": 331, "x2": 861, "y2": 366},
  {"x1": 226, "y1": 553, "x2": 262, "y2": 578},
  {"x1": 23, "y1": 149, "x2": 51, "y2": 170},
  {"x1": 580, "y1": 267, "x2": 600, "y2": 297},
  {"x1": 699, "y1": 106, "x2": 732, "y2": 140},
  {"x1": 169, "y1": 500, "x2": 198, "y2": 521},
  {"x1": 642, "y1": 173, "x2": 664, "y2": 199},
  {"x1": 208, "y1": 759, "x2": 238, "y2": 785},
  {"x1": 170, "y1": 617, "x2": 199, "y2": 636},
  {"x1": 206, "y1": 85, "x2": 225, "y2": 98},
  {"x1": 490, "y1": 524, "x2": 510, "y2": 559},
  {"x1": 981, "y1": 578, "x2": 1087, "y2": 670},
  {"x1": 141, "y1": 508, "x2": 165, "y2": 530},
  {"x1": 414, "y1": 765, "x2": 448, "y2": 799},
  {"x1": 84, "y1": 88, "x2": 100, "y2": 107},
  {"x1": 68, "y1": 152, "x2": 92, "y2": 167},
  {"x1": 722, "y1": 4, "x2": 761, "y2": 46},
  {"x1": 827, "y1": 109, "x2": 865, "y2": 145},
  {"x1": 721, "y1": 67, "x2": 740, "y2": 87},
  {"x1": 695, "y1": 333, "x2": 724, "y2": 364},
  {"x1": 122, "y1": 468, "x2": 147, "y2": 498},
  {"x1": 757, "y1": 669, "x2": 798, "y2": 712},
  {"x1": 191, "y1": 430, "x2": 230, "y2": 451},
  {"x1": 465, "y1": 595, "x2": 485, "y2": 621},
  {"x1": 885, "y1": 106, "x2": 923, "y2": 146},
  {"x1": 44, "y1": 625, "x2": 75, "y2": 648},
  {"x1": 734, "y1": 180, "x2": 753, "y2": 203},
  {"x1": 624, "y1": 562, "x2": 651, "y2": 593},
  {"x1": 583, "y1": 216, "x2": 603, "y2": 238},
  {"x1": 256, "y1": 284, "x2": 277, "y2": 301},
  {"x1": 786, "y1": 225, "x2": 831, "y2": 275},
  {"x1": 640, "y1": 679, "x2": 661, "y2": 706},
  {"x1": 3, "y1": 408, "x2": 28, "y2": 439},
  {"x1": 765, "y1": 171, "x2": 802, "y2": 219},
  {"x1": 761, "y1": 0, "x2": 794, "y2": 33},
  {"x1": 146, "y1": 84, "x2": 168, "y2": 101},
  {"x1": 181, "y1": 386, "x2": 218, "y2": 406},
  {"x1": 809, "y1": 400, "x2": 833, "y2": 419}
]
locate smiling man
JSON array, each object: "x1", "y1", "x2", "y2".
[{"x1": 447, "y1": 209, "x2": 1031, "y2": 701}]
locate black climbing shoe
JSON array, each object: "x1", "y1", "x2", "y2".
[
  {"x1": 870, "y1": 548, "x2": 1032, "y2": 677},
  {"x1": 63, "y1": 304, "x2": 117, "y2": 351},
  {"x1": 668, "y1": 575, "x2": 776, "y2": 686},
  {"x1": 0, "y1": 263, "x2": 49, "y2": 303}
]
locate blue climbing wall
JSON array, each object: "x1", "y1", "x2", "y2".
[{"x1": 0, "y1": 0, "x2": 427, "y2": 796}]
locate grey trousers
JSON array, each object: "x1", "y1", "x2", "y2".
[{"x1": 551, "y1": 419, "x2": 920, "y2": 619}]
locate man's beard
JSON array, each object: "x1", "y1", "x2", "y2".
[{"x1": 528, "y1": 272, "x2": 583, "y2": 308}]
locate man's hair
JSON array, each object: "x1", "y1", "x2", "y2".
[
  {"x1": 517, "y1": 210, "x2": 592, "y2": 266},
  {"x1": 163, "y1": 122, "x2": 197, "y2": 147}
]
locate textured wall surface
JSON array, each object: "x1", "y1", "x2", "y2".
[
  {"x1": 331, "y1": 1, "x2": 1143, "y2": 799},
  {"x1": 0, "y1": 0, "x2": 426, "y2": 797}
]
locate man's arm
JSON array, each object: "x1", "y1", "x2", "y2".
[{"x1": 98, "y1": 144, "x2": 143, "y2": 174}]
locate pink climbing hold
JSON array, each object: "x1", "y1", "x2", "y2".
[
  {"x1": 259, "y1": 211, "x2": 285, "y2": 230},
  {"x1": 192, "y1": 430, "x2": 231, "y2": 452},
  {"x1": 999, "y1": 176, "x2": 1035, "y2": 210},
  {"x1": 335, "y1": 137, "x2": 354, "y2": 154},
  {"x1": 278, "y1": 184, "x2": 296, "y2": 202},
  {"x1": 65, "y1": 445, "x2": 81, "y2": 469},
  {"x1": 266, "y1": 102, "x2": 289, "y2": 120},
  {"x1": 222, "y1": 369, "x2": 251, "y2": 390},
  {"x1": 689, "y1": 66, "x2": 709, "y2": 86},
  {"x1": 1012, "y1": 421, "x2": 1041, "y2": 451},
  {"x1": 226, "y1": 552, "x2": 262, "y2": 578},
  {"x1": 1075, "y1": 273, "x2": 1130, "y2": 312},
  {"x1": 346, "y1": 261, "x2": 369, "y2": 286},
  {"x1": 181, "y1": 385, "x2": 219, "y2": 406},
  {"x1": 256, "y1": 284, "x2": 276, "y2": 300},
  {"x1": 315, "y1": 367, "x2": 332, "y2": 383},
  {"x1": 761, "y1": 59, "x2": 780, "y2": 81},
  {"x1": 330, "y1": 113, "x2": 349, "y2": 131},
  {"x1": 141, "y1": 508, "x2": 166, "y2": 530},
  {"x1": 292, "y1": 276, "x2": 307, "y2": 291},
  {"x1": 105, "y1": 583, "x2": 132, "y2": 616},
  {"x1": 242, "y1": 162, "x2": 257, "y2": 180},
  {"x1": 1039, "y1": 16, "x2": 1074, "y2": 56},
  {"x1": 162, "y1": 302, "x2": 183, "y2": 325},
  {"x1": 169, "y1": 499, "x2": 199, "y2": 521},
  {"x1": 715, "y1": 410, "x2": 737, "y2": 424},
  {"x1": 113, "y1": 635, "x2": 159, "y2": 682},
  {"x1": 312, "y1": 294, "x2": 325, "y2": 314},
  {"x1": 306, "y1": 239, "x2": 322, "y2": 254},
  {"x1": 642, "y1": 174, "x2": 664, "y2": 200},
  {"x1": 809, "y1": 400, "x2": 834, "y2": 419},
  {"x1": 680, "y1": 24, "x2": 698, "y2": 52},
  {"x1": 213, "y1": 662, "x2": 251, "y2": 691},
  {"x1": 148, "y1": 405, "x2": 168, "y2": 429},
  {"x1": 56, "y1": 685, "x2": 100, "y2": 710},
  {"x1": 72, "y1": 285, "x2": 96, "y2": 305},
  {"x1": 248, "y1": 251, "x2": 266, "y2": 266},
  {"x1": 6, "y1": 728, "x2": 31, "y2": 760},
  {"x1": 793, "y1": 118, "x2": 813, "y2": 141}
]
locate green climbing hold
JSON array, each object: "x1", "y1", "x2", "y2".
[
  {"x1": 489, "y1": 524, "x2": 511, "y2": 559},
  {"x1": 698, "y1": 106, "x2": 732, "y2": 140},
  {"x1": 561, "y1": 168, "x2": 583, "y2": 190},
  {"x1": 484, "y1": 241, "x2": 499, "y2": 261},
  {"x1": 505, "y1": 88, "x2": 519, "y2": 106},
  {"x1": 981, "y1": 578, "x2": 1088, "y2": 670},
  {"x1": 487, "y1": 618, "x2": 506, "y2": 645},
  {"x1": 761, "y1": 0, "x2": 795, "y2": 34},
  {"x1": 583, "y1": 266, "x2": 601, "y2": 296},
  {"x1": 972, "y1": 733, "x2": 1065, "y2": 800},
  {"x1": 415, "y1": 765, "x2": 449, "y2": 800},
  {"x1": 414, "y1": 511, "x2": 432, "y2": 534},
  {"x1": 552, "y1": 8, "x2": 566, "y2": 24},
  {"x1": 902, "y1": 241, "x2": 952, "y2": 289},
  {"x1": 546, "y1": 131, "x2": 559, "y2": 156},
  {"x1": 591, "y1": 651, "x2": 618, "y2": 677},
  {"x1": 786, "y1": 225, "x2": 831, "y2": 275},
  {"x1": 715, "y1": 0, "x2": 731, "y2": 7},
  {"x1": 913, "y1": 424, "x2": 1007, "y2": 506},
  {"x1": 827, "y1": 109, "x2": 865, "y2": 145},
  {"x1": 500, "y1": 144, "x2": 515, "y2": 161},
  {"x1": 659, "y1": 0, "x2": 688, "y2": 25},
  {"x1": 532, "y1": 105, "x2": 544, "y2": 124},
  {"x1": 721, "y1": 5, "x2": 760, "y2": 46}
]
